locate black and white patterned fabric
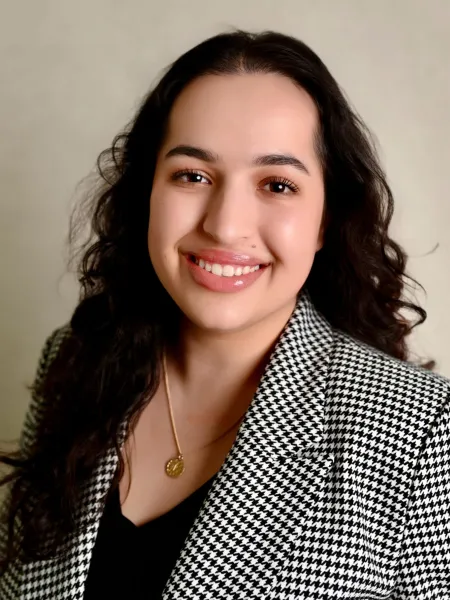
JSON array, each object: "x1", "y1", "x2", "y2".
[{"x1": 1, "y1": 289, "x2": 449, "y2": 599}]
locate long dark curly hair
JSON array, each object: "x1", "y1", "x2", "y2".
[{"x1": 0, "y1": 28, "x2": 436, "y2": 573}]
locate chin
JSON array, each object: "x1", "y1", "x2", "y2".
[{"x1": 179, "y1": 298, "x2": 261, "y2": 335}]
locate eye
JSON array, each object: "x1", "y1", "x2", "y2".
[
  {"x1": 261, "y1": 176, "x2": 299, "y2": 195},
  {"x1": 171, "y1": 169, "x2": 211, "y2": 185},
  {"x1": 170, "y1": 170, "x2": 299, "y2": 195}
]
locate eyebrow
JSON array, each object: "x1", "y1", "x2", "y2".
[{"x1": 164, "y1": 144, "x2": 310, "y2": 176}]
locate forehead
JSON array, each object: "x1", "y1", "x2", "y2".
[{"x1": 162, "y1": 73, "x2": 320, "y2": 165}]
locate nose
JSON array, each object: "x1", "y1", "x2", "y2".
[{"x1": 201, "y1": 181, "x2": 256, "y2": 244}]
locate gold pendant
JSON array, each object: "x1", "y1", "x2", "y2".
[{"x1": 165, "y1": 456, "x2": 185, "y2": 478}]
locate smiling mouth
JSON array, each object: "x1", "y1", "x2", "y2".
[{"x1": 188, "y1": 255, "x2": 266, "y2": 277}]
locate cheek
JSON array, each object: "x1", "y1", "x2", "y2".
[
  {"x1": 148, "y1": 191, "x2": 175, "y2": 272},
  {"x1": 150, "y1": 182, "x2": 206, "y2": 238},
  {"x1": 148, "y1": 194, "x2": 163, "y2": 254},
  {"x1": 264, "y1": 206, "x2": 323, "y2": 264},
  {"x1": 149, "y1": 191, "x2": 189, "y2": 249}
]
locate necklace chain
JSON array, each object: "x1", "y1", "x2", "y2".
[
  {"x1": 162, "y1": 352, "x2": 185, "y2": 477},
  {"x1": 162, "y1": 352, "x2": 249, "y2": 478}
]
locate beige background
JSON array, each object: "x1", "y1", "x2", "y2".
[{"x1": 0, "y1": 0, "x2": 449, "y2": 443}]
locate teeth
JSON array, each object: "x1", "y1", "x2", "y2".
[
  {"x1": 222, "y1": 265, "x2": 234, "y2": 277},
  {"x1": 194, "y1": 258, "x2": 262, "y2": 277}
]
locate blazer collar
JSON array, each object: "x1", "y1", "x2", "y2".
[{"x1": 232, "y1": 287, "x2": 333, "y2": 457}]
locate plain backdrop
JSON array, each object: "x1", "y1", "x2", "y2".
[{"x1": 0, "y1": 0, "x2": 449, "y2": 443}]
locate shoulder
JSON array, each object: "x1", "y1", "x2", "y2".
[
  {"x1": 328, "y1": 328, "x2": 450, "y2": 451},
  {"x1": 332, "y1": 327, "x2": 450, "y2": 402},
  {"x1": 327, "y1": 330, "x2": 450, "y2": 592},
  {"x1": 19, "y1": 323, "x2": 73, "y2": 456},
  {"x1": 35, "y1": 323, "x2": 73, "y2": 376}
]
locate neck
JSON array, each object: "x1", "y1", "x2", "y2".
[{"x1": 167, "y1": 299, "x2": 297, "y2": 404}]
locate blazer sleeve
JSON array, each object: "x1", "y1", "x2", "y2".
[
  {"x1": 0, "y1": 325, "x2": 69, "y2": 599},
  {"x1": 18, "y1": 324, "x2": 71, "y2": 458},
  {"x1": 391, "y1": 389, "x2": 450, "y2": 599}
]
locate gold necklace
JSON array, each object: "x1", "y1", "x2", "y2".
[
  {"x1": 162, "y1": 352, "x2": 249, "y2": 478},
  {"x1": 162, "y1": 352, "x2": 185, "y2": 478}
]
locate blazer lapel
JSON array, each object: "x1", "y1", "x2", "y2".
[
  {"x1": 162, "y1": 289, "x2": 336, "y2": 599},
  {"x1": 21, "y1": 289, "x2": 336, "y2": 600}
]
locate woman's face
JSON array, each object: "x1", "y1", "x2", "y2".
[{"x1": 148, "y1": 72, "x2": 325, "y2": 335}]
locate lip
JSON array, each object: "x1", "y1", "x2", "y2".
[
  {"x1": 187, "y1": 248, "x2": 268, "y2": 267},
  {"x1": 184, "y1": 255, "x2": 269, "y2": 293}
]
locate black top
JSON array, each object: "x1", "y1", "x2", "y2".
[{"x1": 83, "y1": 475, "x2": 216, "y2": 600}]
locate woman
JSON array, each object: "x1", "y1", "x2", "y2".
[{"x1": 1, "y1": 28, "x2": 449, "y2": 600}]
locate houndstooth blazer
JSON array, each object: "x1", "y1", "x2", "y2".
[{"x1": 1, "y1": 289, "x2": 450, "y2": 599}]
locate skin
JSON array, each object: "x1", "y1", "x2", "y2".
[{"x1": 119, "y1": 73, "x2": 327, "y2": 523}]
